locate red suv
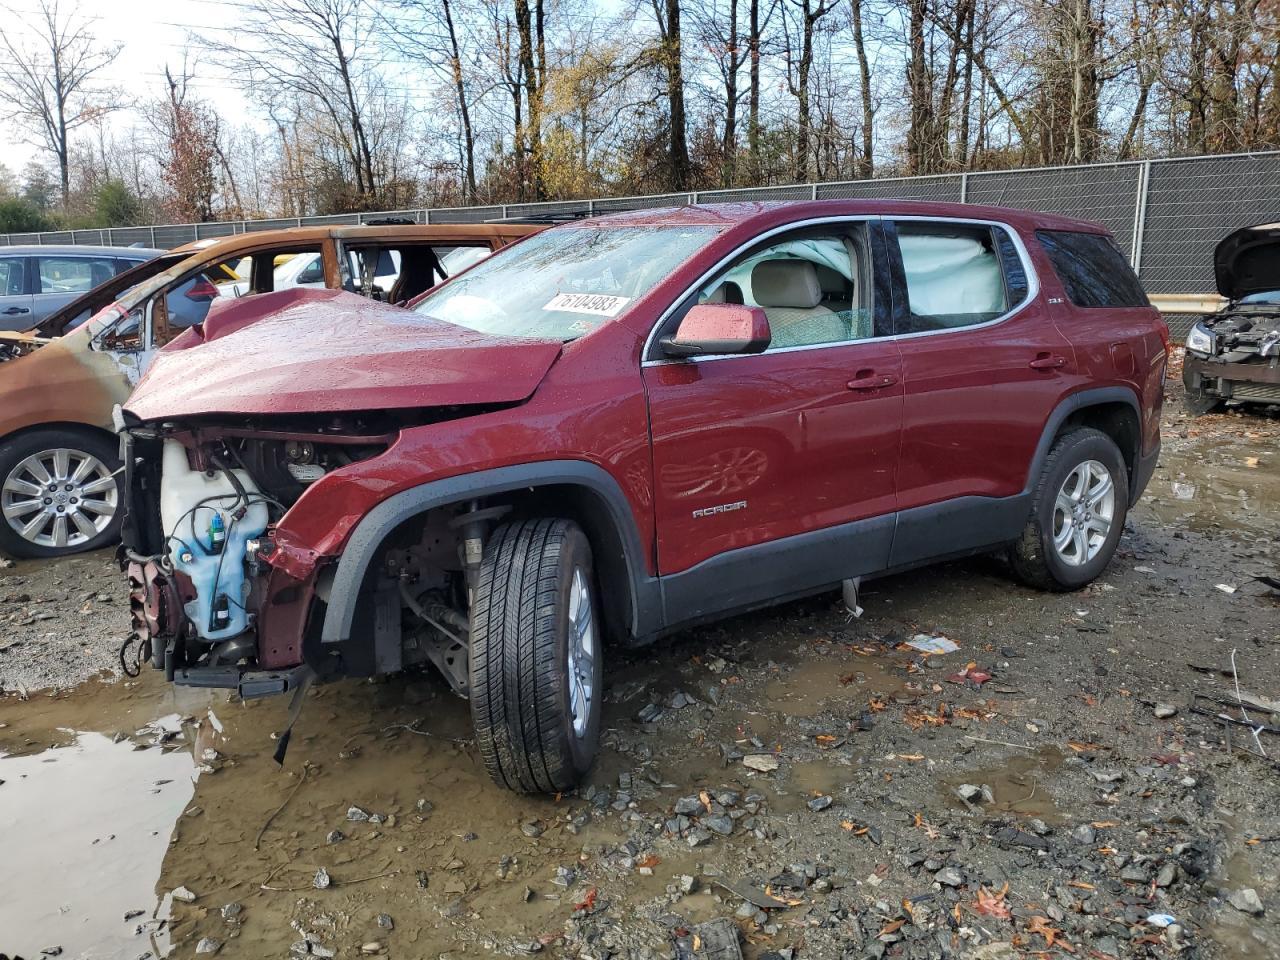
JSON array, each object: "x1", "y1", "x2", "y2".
[{"x1": 118, "y1": 202, "x2": 1167, "y2": 793}]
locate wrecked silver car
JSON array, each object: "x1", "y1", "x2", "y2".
[{"x1": 1183, "y1": 222, "x2": 1280, "y2": 414}]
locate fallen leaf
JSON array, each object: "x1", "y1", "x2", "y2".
[
  {"x1": 636, "y1": 854, "x2": 661, "y2": 869},
  {"x1": 1067, "y1": 741, "x2": 1100, "y2": 753},
  {"x1": 914, "y1": 811, "x2": 940, "y2": 840},
  {"x1": 897, "y1": 754, "x2": 925, "y2": 761},
  {"x1": 973, "y1": 883, "x2": 1012, "y2": 918},
  {"x1": 762, "y1": 885, "x2": 803, "y2": 906},
  {"x1": 1027, "y1": 915, "x2": 1074, "y2": 951},
  {"x1": 699, "y1": 790, "x2": 712, "y2": 811},
  {"x1": 815, "y1": 734, "x2": 838, "y2": 746},
  {"x1": 878, "y1": 919, "x2": 905, "y2": 938},
  {"x1": 1091, "y1": 821, "x2": 1119, "y2": 828},
  {"x1": 1067, "y1": 880, "x2": 1096, "y2": 890},
  {"x1": 574, "y1": 888, "x2": 598, "y2": 912}
]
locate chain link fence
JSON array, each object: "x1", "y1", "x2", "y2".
[{"x1": 6, "y1": 150, "x2": 1280, "y2": 300}]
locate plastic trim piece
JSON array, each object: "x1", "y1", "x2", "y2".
[{"x1": 319, "y1": 460, "x2": 660, "y2": 645}]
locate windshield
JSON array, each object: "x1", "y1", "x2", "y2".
[
  {"x1": 412, "y1": 226, "x2": 719, "y2": 340},
  {"x1": 1238, "y1": 290, "x2": 1280, "y2": 305}
]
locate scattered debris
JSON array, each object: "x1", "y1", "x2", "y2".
[{"x1": 905, "y1": 634, "x2": 959, "y2": 655}]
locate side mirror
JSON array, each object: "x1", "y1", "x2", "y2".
[{"x1": 660, "y1": 303, "x2": 771, "y2": 358}]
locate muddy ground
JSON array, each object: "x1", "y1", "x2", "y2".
[{"x1": 1, "y1": 365, "x2": 1277, "y2": 960}]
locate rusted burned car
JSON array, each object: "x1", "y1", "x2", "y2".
[
  {"x1": 1183, "y1": 222, "x2": 1280, "y2": 413},
  {"x1": 0, "y1": 223, "x2": 536, "y2": 558}
]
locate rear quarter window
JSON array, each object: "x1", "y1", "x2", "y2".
[{"x1": 1037, "y1": 230, "x2": 1148, "y2": 308}]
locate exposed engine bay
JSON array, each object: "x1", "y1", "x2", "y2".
[
  {"x1": 1184, "y1": 309, "x2": 1280, "y2": 411},
  {"x1": 119, "y1": 411, "x2": 508, "y2": 707}
]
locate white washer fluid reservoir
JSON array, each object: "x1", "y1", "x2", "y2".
[{"x1": 159, "y1": 440, "x2": 269, "y2": 641}]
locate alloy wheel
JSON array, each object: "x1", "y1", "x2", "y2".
[
  {"x1": 566, "y1": 566, "x2": 596, "y2": 739},
  {"x1": 1, "y1": 447, "x2": 119, "y2": 550},
  {"x1": 1051, "y1": 459, "x2": 1115, "y2": 566}
]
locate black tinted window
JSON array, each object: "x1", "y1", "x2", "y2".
[
  {"x1": 1037, "y1": 230, "x2": 1147, "y2": 308},
  {"x1": 995, "y1": 230, "x2": 1029, "y2": 304}
]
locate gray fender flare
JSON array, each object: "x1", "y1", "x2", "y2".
[
  {"x1": 319, "y1": 460, "x2": 660, "y2": 645},
  {"x1": 1026, "y1": 385, "x2": 1143, "y2": 499}
]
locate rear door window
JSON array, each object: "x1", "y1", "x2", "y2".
[
  {"x1": 891, "y1": 222, "x2": 1011, "y2": 333},
  {"x1": 36, "y1": 256, "x2": 116, "y2": 295},
  {"x1": 0, "y1": 257, "x2": 26, "y2": 296},
  {"x1": 1036, "y1": 230, "x2": 1148, "y2": 308}
]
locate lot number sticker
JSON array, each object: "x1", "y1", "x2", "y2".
[{"x1": 543, "y1": 293, "x2": 631, "y2": 316}]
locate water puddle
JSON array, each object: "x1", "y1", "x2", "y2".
[
  {"x1": 941, "y1": 745, "x2": 1066, "y2": 823},
  {"x1": 1137, "y1": 438, "x2": 1279, "y2": 536},
  {"x1": 764, "y1": 648, "x2": 906, "y2": 717},
  {"x1": 0, "y1": 731, "x2": 198, "y2": 959}
]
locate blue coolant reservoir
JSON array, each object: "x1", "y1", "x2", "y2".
[{"x1": 159, "y1": 440, "x2": 269, "y2": 642}]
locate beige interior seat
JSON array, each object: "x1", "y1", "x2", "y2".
[{"x1": 750, "y1": 260, "x2": 847, "y2": 348}]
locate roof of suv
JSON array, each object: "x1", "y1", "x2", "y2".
[
  {"x1": 0, "y1": 244, "x2": 165, "y2": 257},
  {"x1": 576, "y1": 201, "x2": 1111, "y2": 235}
]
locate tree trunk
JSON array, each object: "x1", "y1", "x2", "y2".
[
  {"x1": 515, "y1": 0, "x2": 543, "y2": 198},
  {"x1": 906, "y1": 0, "x2": 932, "y2": 174},
  {"x1": 723, "y1": 0, "x2": 740, "y2": 186},
  {"x1": 441, "y1": 0, "x2": 477, "y2": 199},
  {"x1": 850, "y1": 0, "x2": 874, "y2": 176},
  {"x1": 663, "y1": 0, "x2": 693, "y2": 189},
  {"x1": 749, "y1": 0, "x2": 762, "y2": 179}
]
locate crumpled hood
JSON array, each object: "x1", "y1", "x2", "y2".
[
  {"x1": 1214, "y1": 223, "x2": 1280, "y2": 300},
  {"x1": 125, "y1": 287, "x2": 562, "y2": 420}
]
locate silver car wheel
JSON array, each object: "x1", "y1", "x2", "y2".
[
  {"x1": 1, "y1": 447, "x2": 118, "y2": 549},
  {"x1": 1051, "y1": 458, "x2": 1115, "y2": 566},
  {"x1": 566, "y1": 566, "x2": 596, "y2": 740}
]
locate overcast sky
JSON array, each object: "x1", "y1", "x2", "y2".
[{"x1": 0, "y1": 0, "x2": 260, "y2": 175}]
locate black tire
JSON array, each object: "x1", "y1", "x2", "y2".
[
  {"x1": 0, "y1": 428, "x2": 124, "y2": 560},
  {"x1": 1008, "y1": 427, "x2": 1129, "y2": 592},
  {"x1": 470, "y1": 518, "x2": 603, "y2": 793}
]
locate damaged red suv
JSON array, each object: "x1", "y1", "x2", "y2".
[{"x1": 119, "y1": 202, "x2": 1167, "y2": 793}]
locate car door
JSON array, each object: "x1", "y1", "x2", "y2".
[
  {"x1": 0, "y1": 255, "x2": 34, "y2": 330},
  {"x1": 32, "y1": 254, "x2": 117, "y2": 324},
  {"x1": 642, "y1": 220, "x2": 903, "y2": 624},
  {"x1": 886, "y1": 217, "x2": 1076, "y2": 566}
]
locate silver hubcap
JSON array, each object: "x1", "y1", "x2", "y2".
[
  {"x1": 1052, "y1": 459, "x2": 1115, "y2": 566},
  {"x1": 2, "y1": 447, "x2": 118, "y2": 549},
  {"x1": 566, "y1": 567, "x2": 596, "y2": 739}
]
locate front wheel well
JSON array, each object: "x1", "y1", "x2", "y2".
[{"x1": 351, "y1": 481, "x2": 641, "y2": 654}]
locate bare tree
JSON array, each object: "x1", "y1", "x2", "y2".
[
  {"x1": 782, "y1": 0, "x2": 839, "y2": 180},
  {"x1": 0, "y1": 0, "x2": 121, "y2": 203},
  {"x1": 201, "y1": 0, "x2": 385, "y2": 208},
  {"x1": 382, "y1": 0, "x2": 480, "y2": 200}
]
